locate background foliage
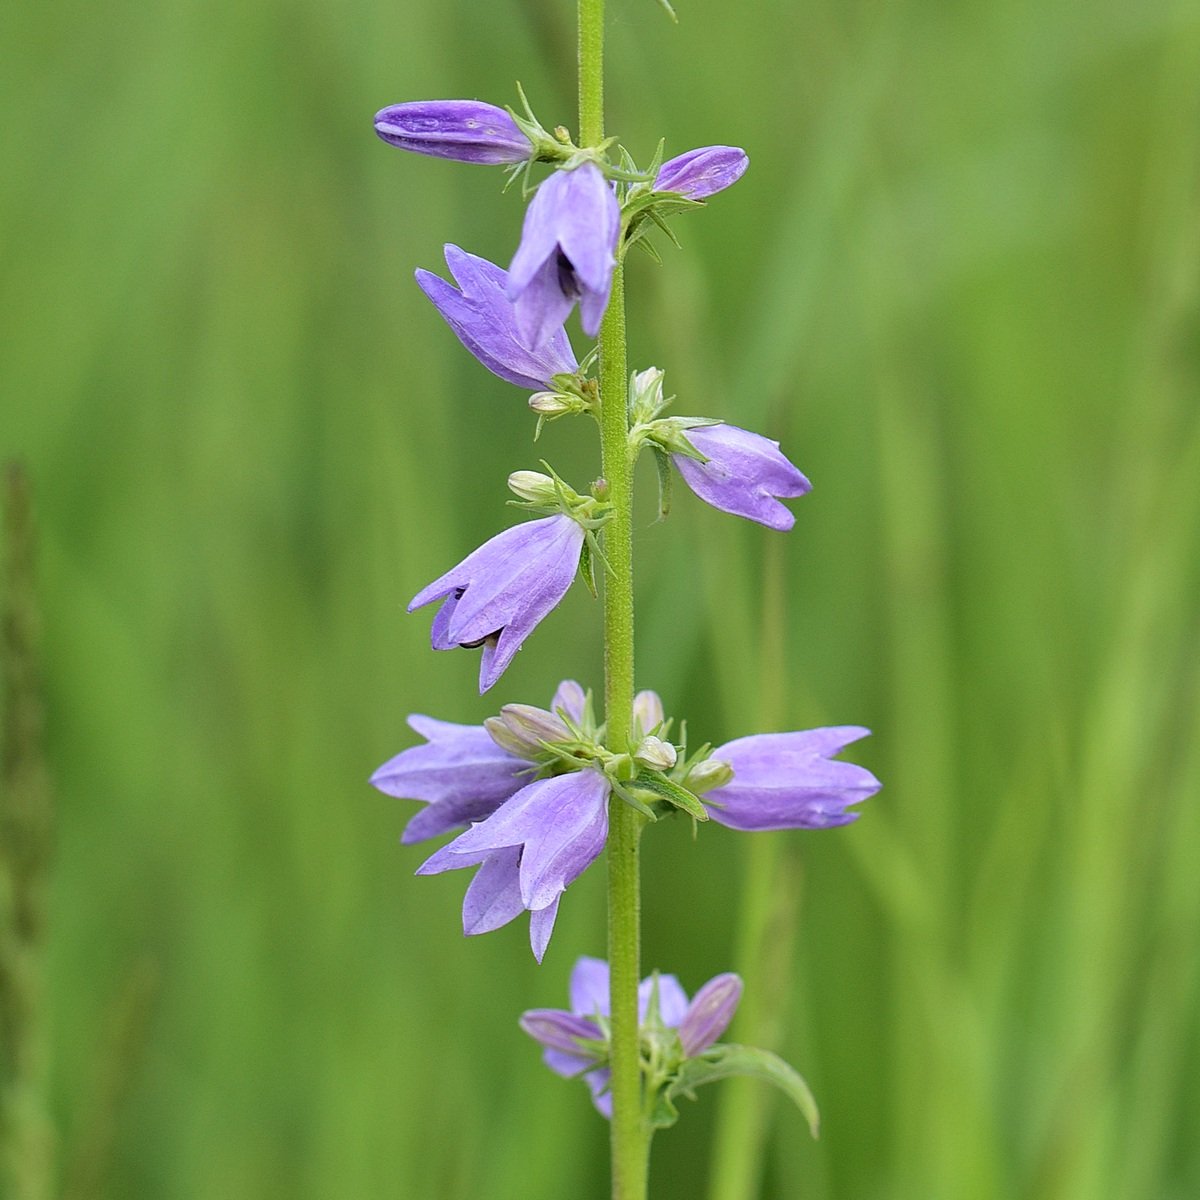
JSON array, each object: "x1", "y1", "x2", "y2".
[{"x1": 3, "y1": 0, "x2": 1199, "y2": 1196}]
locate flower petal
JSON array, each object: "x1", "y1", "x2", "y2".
[
  {"x1": 529, "y1": 896, "x2": 561, "y2": 962},
  {"x1": 519, "y1": 1009, "x2": 603, "y2": 1058},
  {"x1": 551, "y1": 680, "x2": 588, "y2": 725},
  {"x1": 585, "y1": 1067, "x2": 613, "y2": 1118},
  {"x1": 569, "y1": 956, "x2": 611, "y2": 1019},
  {"x1": 638, "y1": 973, "x2": 690, "y2": 1027},
  {"x1": 370, "y1": 716, "x2": 526, "y2": 844},
  {"x1": 414, "y1": 246, "x2": 577, "y2": 390},
  {"x1": 678, "y1": 973, "x2": 743, "y2": 1056},
  {"x1": 461, "y1": 845, "x2": 526, "y2": 934}
]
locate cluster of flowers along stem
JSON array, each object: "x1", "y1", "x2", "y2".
[{"x1": 370, "y1": 96, "x2": 880, "y2": 1126}]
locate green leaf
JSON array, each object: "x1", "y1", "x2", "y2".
[
  {"x1": 657, "y1": 1045, "x2": 820, "y2": 1136},
  {"x1": 632, "y1": 770, "x2": 708, "y2": 821}
]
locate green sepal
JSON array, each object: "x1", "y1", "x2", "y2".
[
  {"x1": 631, "y1": 770, "x2": 708, "y2": 821},
  {"x1": 652, "y1": 446, "x2": 673, "y2": 520},
  {"x1": 579, "y1": 538, "x2": 598, "y2": 597},
  {"x1": 654, "y1": 0, "x2": 679, "y2": 22},
  {"x1": 649, "y1": 1045, "x2": 820, "y2": 1136},
  {"x1": 609, "y1": 778, "x2": 660, "y2": 822},
  {"x1": 632, "y1": 235, "x2": 664, "y2": 264}
]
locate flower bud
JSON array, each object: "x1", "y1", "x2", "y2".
[
  {"x1": 678, "y1": 973, "x2": 743, "y2": 1056},
  {"x1": 489, "y1": 703, "x2": 572, "y2": 758},
  {"x1": 507, "y1": 470, "x2": 558, "y2": 503},
  {"x1": 654, "y1": 146, "x2": 749, "y2": 200},
  {"x1": 632, "y1": 689, "x2": 665, "y2": 736},
  {"x1": 629, "y1": 367, "x2": 667, "y2": 423},
  {"x1": 633, "y1": 735, "x2": 677, "y2": 771},
  {"x1": 483, "y1": 716, "x2": 533, "y2": 759},
  {"x1": 528, "y1": 392, "x2": 574, "y2": 415},
  {"x1": 686, "y1": 757, "x2": 734, "y2": 792},
  {"x1": 374, "y1": 100, "x2": 533, "y2": 165}
]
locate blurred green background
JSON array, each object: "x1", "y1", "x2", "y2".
[{"x1": 3, "y1": 0, "x2": 1199, "y2": 1195}]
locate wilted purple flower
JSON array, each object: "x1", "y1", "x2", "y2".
[
  {"x1": 369, "y1": 715, "x2": 526, "y2": 844},
  {"x1": 654, "y1": 146, "x2": 749, "y2": 200},
  {"x1": 674, "y1": 423, "x2": 812, "y2": 531},
  {"x1": 418, "y1": 769, "x2": 611, "y2": 960},
  {"x1": 415, "y1": 246, "x2": 578, "y2": 391},
  {"x1": 508, "y1": 162, "x2": 620, "y2": 346},
  {"x1": 703, "y1": 727, "x2": 880, "y2": 831},
  {"x1": 410, "y1": 515, "x2": 585, "y2": 692},
  {"x1": 521, "y1": 957, "x2": 743, "y2": 1115},
  {"x1": 373, "y1": 100, "x2": 532, "y2": 165}
]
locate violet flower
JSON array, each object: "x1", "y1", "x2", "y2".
[
  {"x1": 520, "y1": 957, "x2": 743, "y2": 1115},
  {"x1": 373, "y1": 100, "x2": 532, "y2": 165},
  {"x1": 410, "y1": 514, "x2": 585, "y2": 692},
  {"x1": 654, "y1": 146, "x2": 749, "y2": 200},
  {"x1": 702, "y1": 727, "x2": 881, "y2": 831},
  {"x1": 674, "y1": 423, "x2": 812, "y2": 531},
  {"x1": 418, "y1": 769, "x2": 611, "y2": 961},
  {"x1": 369, "y1": 678, "x2": 589, "y2": 844},
  {"x1": 508, "y1": 162, "x2": 620, "y2": 346},
  {"x1": 415, "y1": 246, "x2": 578, "y2": 391},
  {"x1": 369, "y1": 715, "x2": 526, "y2": 844}
]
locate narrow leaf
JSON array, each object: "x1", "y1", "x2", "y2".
[{"x1": 666, "y1": 1044, "x2": 820, "y2": 1137}]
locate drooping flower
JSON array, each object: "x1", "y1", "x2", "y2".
[
  {"x1": 508, "y1": 162, "x2": 620, "y2": 346},
  {"x1": 520, "y1": 957, "x2": 743, "y2": 1115},
  {"x1": 373, "y1": 100, "x2": 532, "y2": 165},
  {"x1": 701, "y1": 727, "x2": 880, "y2": 831},
  {"x1": 674, "y1": 423, "x2": 812, "y2": 531},
  {"x1": 409, "y1": 515, "x2": 585, "y2": 692},
  {"x1": 369, "y1": 715, "x2": 527, "y2": 844},
  {"x1": 654, "y1": 146, "x2": 749, "y2": 200},
  {"x1": 415, "y1": 246, "x2": 578, "y2": 391},
  {"x1": 418, "y1": 769, "x2": 611, "y2": 961},
  {"x1": 369, "y1": 679, "x2": 591, "y2": 842}
]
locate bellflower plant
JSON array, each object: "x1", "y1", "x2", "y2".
[{"x1": 370, "y1": 2, "x2": 881, "y2": 1195}]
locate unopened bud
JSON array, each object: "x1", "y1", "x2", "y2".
[
  {"x1": 495, "y1": 703, "x2": 571, "y2": 756},
  {"x1": 633, "y1": 735, "x2": 677, "y2": 771},
  {"x1": 632, "y1": 690, "x2": 665, "y2": 736},
  {"x1": 630, "y1": 366, "x2": 667, "y2": 422},
  {"x1": 508, "y1": 470, "x2": 557, "y2": 503},
  {"x1": 484, "y1": 716, "x2": 532, "y2": 758},
  {"x1": 686, "y1": 757, "x2": 734, "y2": 792},
  {"x1": 678, "y1": 973, "x2": 743, "y2": 1056},
  {"x1": 529, "y1": 391, "x2": 573, "y2": 415}
]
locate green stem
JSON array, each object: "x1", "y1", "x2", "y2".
[{"x1": 578, "y1": 4, "x2": 649, "y2": 1196}]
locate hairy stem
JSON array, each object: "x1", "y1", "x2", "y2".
[{"x1": 579, "y1": 4, "x2": 649, "y2": 1196}]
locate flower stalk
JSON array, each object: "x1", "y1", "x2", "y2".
[{"x1": 578, "y1": 0, "x2": 648, "y2": 1193}]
